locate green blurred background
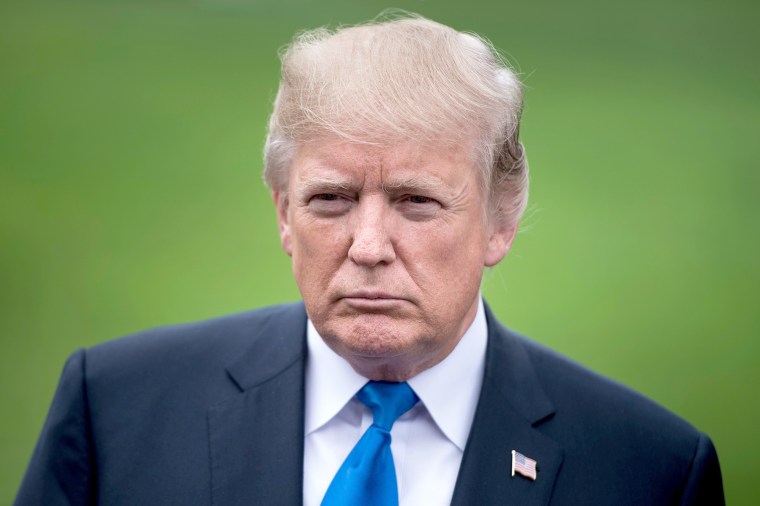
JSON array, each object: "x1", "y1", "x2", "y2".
[{"x1": 1, "y1": 0, "x2": 757, "y2": 502}]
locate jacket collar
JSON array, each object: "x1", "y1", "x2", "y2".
[
  {"x1": 209, "y1": 303, "x2": 308, "y2": 506},
  {"x1": 451, "y1": 303, "x2": 564, "y2": 505},
  {"x1": 209, "y1": 302, "x2": 564, "y2": 506}
]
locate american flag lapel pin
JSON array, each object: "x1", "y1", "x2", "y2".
[{"x1": 511, "y1": 450, "x2": 538, "y2": 481}]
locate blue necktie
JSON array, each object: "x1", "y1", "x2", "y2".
[{"x1": 321, "y1": 381, "x2": 419, "y2": 506}]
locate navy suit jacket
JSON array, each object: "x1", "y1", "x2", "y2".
[{"x1": 16, "y1": 302, "x2": 724, "y2": 505}]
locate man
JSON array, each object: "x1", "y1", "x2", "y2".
[{"x1": 16, "y1": 14, "x2": 723, "y2": 505}]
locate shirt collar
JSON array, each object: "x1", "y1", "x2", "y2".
[
  {"x1": 407, "y1": 297, "x2": 487, "y2": 450},
  {"x1": 304, "y1": 319, "x2": 367, "y2": 436},
  {"x1": 304, "y1": 297, "x2": 488, "y2": 451}
]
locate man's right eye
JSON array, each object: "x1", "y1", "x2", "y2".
[{"x1": 308, "y1": 193, "x2": 351, "y2": 215}]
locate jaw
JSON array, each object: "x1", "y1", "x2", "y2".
[
  {"x1": 314, "y1": 303, "x2": 476, "y2": 382},
  {"x1": 335, "y1": 345, "x2": 453, "y2": 382}
]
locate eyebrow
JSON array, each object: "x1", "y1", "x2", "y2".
[
  {"x1": 381, "y1": 174, "x2": 449, "y2": 194},
  {"x1": 295, "y1": 172, "x2": 450, "y2": 196},
  {"x1": 295, "y1": 176, "x2": 355, "y2": 195}
]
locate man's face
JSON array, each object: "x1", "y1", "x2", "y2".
[{"x1": 274, "y1": 137, "x2": 515, "y2": 381}]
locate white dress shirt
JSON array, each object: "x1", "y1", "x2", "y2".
[{"x1": 303, "y1": 297, "x2": 488, "y2": 506}]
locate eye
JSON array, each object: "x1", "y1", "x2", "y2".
[
  {"x1": 408, "y1": 195, "x2": 435, "y2": 204},
  {"x1": 308, "y1": 192, "x2": 351, "y2": 216},
  {"x1": 399, "y1": 194, "x2": 441, "y2": 220}
]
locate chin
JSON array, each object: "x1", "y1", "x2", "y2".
[
  {"x1": 326, "y1": 316, "x2": 426, "y2": 357},
  {"x1": 320, "y1": 316, "x2": 446, "y2": 381}
]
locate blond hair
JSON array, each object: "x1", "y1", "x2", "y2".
[{"x1": 263, "y1": 13, "x2": 528, "y2": 227}]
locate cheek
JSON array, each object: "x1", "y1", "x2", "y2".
[
  {"x1": 430, "y1": 223, "x2": 488, "y2": 279},
  {"x1": 411, "y1": 215, "x2": 486, "y2": 256},
  {"x1": 290, "y1": 216, "x2": 350, "y2": 282},
  {"x1": 401, "y1": 222, "x2": 486, "y2": 279},
  {"x1": 291, "y1": 211, "x2": 331, "y2": 253}
]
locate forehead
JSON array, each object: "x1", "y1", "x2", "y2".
[{"x1": 289, "y1": 137, "x2": 478, "y2": 188}]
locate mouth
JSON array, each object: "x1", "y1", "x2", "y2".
[{"x1": 340, "y1": 291, "x2": 409, "y2": 310}]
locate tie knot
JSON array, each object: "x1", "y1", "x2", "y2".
[{"x1": 357, "y1": 381, "x2": 419, "y2": 431}]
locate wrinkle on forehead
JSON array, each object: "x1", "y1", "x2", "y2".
[
  {"x1": 296, "y1": 175, "x2": 356, "y2": 195},
  {"x1": 380, "y1": 173, "x2": 453, "y2": 194},
  {"x1": 291, "y1": 138, "x2": 477, "y2": 196}
]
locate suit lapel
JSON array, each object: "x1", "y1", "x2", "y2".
[
  {"x1": 451, "y1": 305, "x2": 564, "y2": 506},
  {"x1": 204, "y1": 302, "x2": 563, "y2": 505},
  {"x1": 207, "y1": 304, "x2": 308, "y2": 506}
]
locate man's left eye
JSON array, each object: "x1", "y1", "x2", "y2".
[{"x1": 408, "y1": 195, "x2": 435, "y2": 204}]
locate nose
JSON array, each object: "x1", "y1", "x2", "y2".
[{"x1": 348, "y1": 198, "x2": 396, "y2": 267}]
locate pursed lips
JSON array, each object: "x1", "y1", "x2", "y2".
[
  {"x1": 344, "y1": 290, "x2": 400, "y2": 299},
  {"x1": 340, "y1": 291, "x2": 410, "y2": 308}
]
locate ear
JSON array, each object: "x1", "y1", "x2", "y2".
[
  {"x1": 484, "y1": 221, "x2": 518, "y2": 267},
  {"x1": 273, "y1": 190, "x2": 293, "y2": 257}
]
